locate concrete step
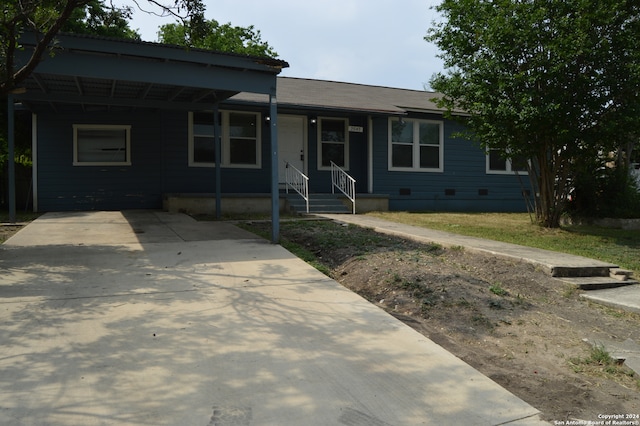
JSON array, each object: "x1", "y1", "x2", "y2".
[
  {"x1": 551, "y1": 265, "x2": 614, "y2": 278},
  {"x1": 556, "y1": 276, "x2": 639, "y2": 290},
  {"x1": 286, "y1": 194, "x2": 351, "y2": 214},
  {"x1": 610, "y1": 268, "x2": 634, "y2": 281}
]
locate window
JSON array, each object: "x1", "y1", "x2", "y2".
[
  {"x1": 318, "y1": 118, "x2": 348, "y2": 169},
  {"x1": 389, "y1": 118, "x2": 443, "y2": 172},
  {"x1": 487, "y1": 149, "x2": 529, "y2": 174},
  {"x1": 191, "y1": 111, "x2": 216, "y2": 164},
  {"x1": 228, "y1": 112, "x2": 259, "y2": 166},
  {"x1": 73, "y1": 125, "x2": 131, "y2": 166},
  {"x1": 189, "y1": 111, "x2": 261, "y2": 168}
]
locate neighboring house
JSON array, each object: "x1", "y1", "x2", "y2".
[{"x1": 10, "y1": 33, "x2": 532, "y2": 216}]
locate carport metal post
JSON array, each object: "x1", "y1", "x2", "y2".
[
  {"x1": 7, "y1": 94, "x2": 16, "y2": 223},
  {"x1": 270, "y1": 92, "x2": 279, "y2": 243},
  {"x1": 213, "y1": 105, "x2": 222, "y2": 219}
]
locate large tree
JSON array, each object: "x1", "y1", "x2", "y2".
[
  {"x1": 157, "y1": 19, "x2": 278, "y2": 58},
  {"x1": 427, "y1": 0, "x2": 640, "y2": 227}
]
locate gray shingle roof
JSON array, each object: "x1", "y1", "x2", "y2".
[{"x1": 229, "y1": 77, "x2": 447, "y2": 115}]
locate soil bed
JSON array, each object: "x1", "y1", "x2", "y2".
[
  {"x1": 0, "y1": 225, "x2": 24, "y2": 244},
  {"x1": 244, "y1": 219, "x2": 640, "y2": 423}
]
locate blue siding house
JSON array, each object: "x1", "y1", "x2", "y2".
[{"x1": 11, "y1": 33, "x2": 532, "y2": 217}]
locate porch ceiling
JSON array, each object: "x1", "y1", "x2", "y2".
[{"x1": 13, "y1": 32, "x2": 288, "y2": 113}]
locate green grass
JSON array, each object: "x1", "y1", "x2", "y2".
[
  {"x1": 569, "y1": 345, "x2": 637, "y2": 387},
  {"x1": 489, "y1": 283, "x2": 508, "y2": 296},
  {"x1": 367, "y1": 212, "x2": 640, "y2": 275}
]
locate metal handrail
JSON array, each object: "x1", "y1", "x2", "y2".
[
  {"x1": 285, "y1": 161, "x2": 309, "y2": 213},
  {"x1": 330, "y1": 161, "x2": 356, "y2": 214}
]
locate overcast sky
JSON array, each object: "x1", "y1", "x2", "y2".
[{"x1": 131, "y1": 0, "x2": 445, "y2": 91}]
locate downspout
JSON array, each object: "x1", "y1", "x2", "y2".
[
  {"x1": 269, "y1": 90, "x2": 279, "y2": 243},
  {"x1": 213, "y1": 105, "x2": 221, "y2": 219},
  {"x1": 7, "y1": 94, "x2": 16, "y2": 223}
]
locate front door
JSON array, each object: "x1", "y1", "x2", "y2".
[{"x1": 278, "y1": 115, "x2": 306, "y2": 185}]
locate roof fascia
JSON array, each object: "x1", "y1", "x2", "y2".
[
  {"x1": 20, "y1": 49, "x2": 277, "y2": 95},
  {"x1": 20, "y1": 32, "x2": 288, "y2": 73},
  {"x1": 223, "y1": 98, "x2": 407, "y2": 116}
]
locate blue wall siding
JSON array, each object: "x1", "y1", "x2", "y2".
[
  {"x1": 371, "y1": 114, "x2": 531, "y2": 212},
  {"x1": 37, "y1": 110, "x2": 163, "y2": 211},
  {"x1": 37, "y1": 109, "x2": 276, "y2": 211},
  {"x1": 36, "y1": 107, "x2": 530, "y2": 213},
  {"x1": 159, "y1": 110, "x2": 272, "y2": 195}
]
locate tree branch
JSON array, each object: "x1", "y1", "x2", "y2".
[{"x1": 1, "y1": 0, "x2": 91, "y2": 95}]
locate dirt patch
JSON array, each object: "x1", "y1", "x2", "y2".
[
  {"x1": 0, "y1": 224, "x2": 24, "y2": 244},
  {"x1": 244, "y1": 219, "x2": 640, "y2": 423}
]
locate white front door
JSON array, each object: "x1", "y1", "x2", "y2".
[{"x1": 278, "y1": 115, "x2": 306, "y2": 184}]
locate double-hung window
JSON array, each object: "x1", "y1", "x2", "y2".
[
  {"x1": 191, "y1": 112, "x2": 216, "y2": 164},
  {"x1": 189, "y1": 111, "x2": 261, "y2": 168},
  {"x1": 389, "y1": 118, "x2": 443, "y2": 172},
  {"x1": 227, "y1": 111, "x2": 259, "y2": 166},
  {"x1": 73, "y1": 125, "x2": 131, "y2": 166},
  {"x1": 486, "y1": 149, "x2": 528, "y2": 174},
  {"x1": 318, "y1": 118, "x2": 348, "y2": 169}
]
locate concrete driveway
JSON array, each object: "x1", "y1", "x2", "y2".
[{"x1": 0, "y1": 211, "x2": 545, "y2": 425}]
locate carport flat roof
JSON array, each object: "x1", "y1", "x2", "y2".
[{"x1": 13, "y1": 32, "x2": 289, "y2": 112}]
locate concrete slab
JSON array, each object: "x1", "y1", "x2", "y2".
[
  {"x1": 556, "y1": 276, "x2": 639, "y2": 290},
  {"x1": 319, "y1": 214, "x2": 618, "y2": 277},
  {"x1": 581, "y1": 284, "x2": 640, "y2": 314},
  {"x1": 0, "y1": 212, "x2": 545, "y2": 425}
]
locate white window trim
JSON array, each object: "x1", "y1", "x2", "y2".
[
  {"x1": 317, "y1": 117, "x2": 349, "y2": 171},
  {"x1": 486, "y1": 149, "x2": 529, "y2": 175},
  {"x1": 188, "y1": 111, "x2": 262, "y2": 169},
  {"x1": 224, "y1": 110, "x2": 262, "y2": 169},
  {"x1": 387, "y1": 118, "x2": 444, "y2": 172},
  {"x1": 73, "y1": 124, "x2": 131, "y2": 166}
]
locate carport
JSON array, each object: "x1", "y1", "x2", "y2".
[{"x1": 6, "y1": 32, "x2": 288, "y2": 242}]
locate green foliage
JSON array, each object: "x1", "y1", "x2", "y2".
[
  {"x1": 157, "y1": 19, "x2": 278, "y2": 58},
  {"x1": 60, "y1": 0, "x2": 140, "y2": 39},
  {"x1": 569, "y1": 151, "x2": 640, "y2": 218},
  {"x1": 568, "y1": 344, "x2": 635, "y2": 382},
  {"x1": 426, "y1": 0, "x2": 640, "y2": 227},
  {"x1": 489, "y1": 283, "x2": 508, "y2": 297}
]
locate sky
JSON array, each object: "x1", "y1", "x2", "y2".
[{"x1": 130, "y1": 0, "x2": 445, "y2": 91}]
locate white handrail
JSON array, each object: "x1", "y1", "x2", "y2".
[
  {"x1": 330, "y1": 161, "x2": 356, "y2": 214},
  {"x1": 285, "y1": 161, "x2": 309, "y2": 213}
]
